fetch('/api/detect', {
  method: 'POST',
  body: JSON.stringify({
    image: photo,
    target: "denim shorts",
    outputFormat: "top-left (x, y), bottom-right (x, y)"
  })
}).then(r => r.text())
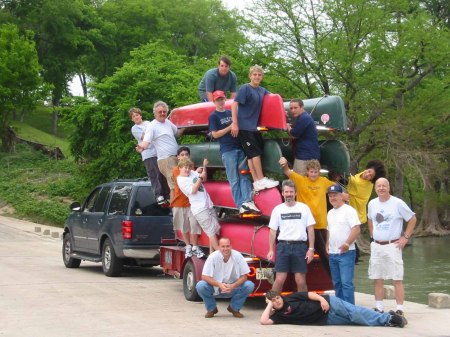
top-left (275, 242), bottom-right (308, 273)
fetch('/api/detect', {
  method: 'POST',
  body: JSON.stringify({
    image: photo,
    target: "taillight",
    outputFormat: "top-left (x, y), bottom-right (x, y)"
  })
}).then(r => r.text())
top-left (122, 220), bottom-right (133, 239)
top-left (247, 266), bottom-right (256, 278)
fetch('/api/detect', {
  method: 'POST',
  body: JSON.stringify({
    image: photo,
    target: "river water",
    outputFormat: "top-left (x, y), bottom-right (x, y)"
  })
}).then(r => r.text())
top-left (354, 236), bottom-right (450, 304)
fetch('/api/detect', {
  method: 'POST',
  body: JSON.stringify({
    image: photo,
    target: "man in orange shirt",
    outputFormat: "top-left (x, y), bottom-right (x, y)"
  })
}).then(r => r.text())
top-left (279, 157), bottom-right (335, 275)
top-left (171, 146), bottom-right (204, 258)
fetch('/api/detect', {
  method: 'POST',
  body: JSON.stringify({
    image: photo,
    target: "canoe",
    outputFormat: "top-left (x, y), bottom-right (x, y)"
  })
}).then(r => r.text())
top-left (188, 138), bottom-right (350, 176)
top-left (169, 94), bottom-right (287, 132)
top-left (284, 95), bottom-right (347, 131)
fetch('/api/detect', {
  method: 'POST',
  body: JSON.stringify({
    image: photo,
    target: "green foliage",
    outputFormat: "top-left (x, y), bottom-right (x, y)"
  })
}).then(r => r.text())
top-left (61, 41), bottom-right (206, 185)
top-left (0, 144), bottom-right (88, 226)
top-left (0, 23), bottom-right (42, 151)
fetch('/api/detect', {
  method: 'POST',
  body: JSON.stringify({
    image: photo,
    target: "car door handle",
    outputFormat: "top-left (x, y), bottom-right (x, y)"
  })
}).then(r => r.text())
top-left (97, 219), bottom-right (103, 225)
top-left (82, 218), bottom-right (88, 224)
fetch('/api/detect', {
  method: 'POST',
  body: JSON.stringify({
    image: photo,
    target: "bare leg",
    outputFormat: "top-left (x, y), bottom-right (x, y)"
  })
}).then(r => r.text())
top-left (393, 280), bottom-right (404, 305)
top-left (249, 156), bottom-right (264, 180)
top-left (247, 159), bottom-right (258, 182)
top-left (294, 273), bottom-right (308, 292)
top-left (272, 272), bottom-right (288, 292)
top-left (374, 279), bottom-right (385, 301)
top-left (190, 233), bottom-right (199, 246)
top-left (209, 235), bottom-right (219, 251)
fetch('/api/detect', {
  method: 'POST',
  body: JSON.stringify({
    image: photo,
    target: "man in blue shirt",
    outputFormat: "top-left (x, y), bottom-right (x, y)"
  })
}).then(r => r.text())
top-left (198, 55), bottom-right (237, 102)
top-left (288, 99), bottom-right (320, 175)
top-left (231, 65), bottom-right (279, 192)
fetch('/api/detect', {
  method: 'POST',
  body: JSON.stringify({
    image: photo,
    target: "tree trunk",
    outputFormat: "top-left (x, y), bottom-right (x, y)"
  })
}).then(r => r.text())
top-left (78, 73), bottom-right (88, 98)
top-left (393, 164), bottom-right (404, 198)
top-left (416, 176), bottom-right (449, 236)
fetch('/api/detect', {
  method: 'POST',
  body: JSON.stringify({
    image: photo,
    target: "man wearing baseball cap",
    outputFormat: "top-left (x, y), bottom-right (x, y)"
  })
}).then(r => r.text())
top-left (326, 183), bottom-right (361, 304)
top-left (208, 90), bottom-right (261, 215)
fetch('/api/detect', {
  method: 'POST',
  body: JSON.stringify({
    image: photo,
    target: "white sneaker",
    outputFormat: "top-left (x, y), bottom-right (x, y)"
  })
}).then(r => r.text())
top-left (192, 246), bottom-right (205, 258)
top-left (156, 196), bottom-right (166, 205)
top-left (185, 245), bottom-right (193, 258)
top-left (254, 177), bottom-right (279, 191)
top-left (241, 201), bottom-right (261, 214)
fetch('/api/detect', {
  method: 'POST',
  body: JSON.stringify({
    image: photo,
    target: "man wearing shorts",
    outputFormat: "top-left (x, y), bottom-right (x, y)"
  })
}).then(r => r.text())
top-left (171, 146), bottom-right (204, 258)
top-left (177, 157), bottom-right (220, 251)
top-left (368, 178), bottom-right (416, 316)
top-left (136, 101), bottom-right (183, 202)
top-left (231, 64), bottom-right (278, 192)
top-left (267, 180), bottom-right (315, 292)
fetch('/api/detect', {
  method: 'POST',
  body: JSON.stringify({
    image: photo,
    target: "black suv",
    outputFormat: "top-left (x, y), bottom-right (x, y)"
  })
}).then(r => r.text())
top-left (62, 179), bottom-right (174, 276)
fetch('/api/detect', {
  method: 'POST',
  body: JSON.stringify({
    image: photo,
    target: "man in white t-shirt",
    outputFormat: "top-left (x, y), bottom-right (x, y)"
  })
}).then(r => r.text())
top-left (326, 184), bottom-right (361, 304)
top-left (267, 180), bottom-right (316, 293)
top-left (196, 237), bottom-right (255, 318)
top-left (368, 178), bottom-right (416, 316)
top-left (129, 107), bottom-right (170, 204)
top-left (136, 101), bottom-right (184, 202)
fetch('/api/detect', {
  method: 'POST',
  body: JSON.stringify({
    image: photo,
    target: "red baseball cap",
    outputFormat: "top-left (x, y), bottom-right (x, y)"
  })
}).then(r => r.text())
top-left (212, 90), bottom-right (226, 101)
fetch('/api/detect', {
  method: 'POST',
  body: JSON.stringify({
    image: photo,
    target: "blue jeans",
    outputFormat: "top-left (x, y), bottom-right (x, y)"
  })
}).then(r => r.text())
top-left (196, 280), bottom-right (255, 312)
top-left (327, 296), bottom-right (390, 326)
top-left (329, 250), bottom-right (356, 304)
top-left (222, 149), bottom-right (252, 208)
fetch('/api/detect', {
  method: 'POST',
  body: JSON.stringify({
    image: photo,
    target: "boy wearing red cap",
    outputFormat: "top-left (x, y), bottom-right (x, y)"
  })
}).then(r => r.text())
top-left (208, 90), bottom-right (261, 215)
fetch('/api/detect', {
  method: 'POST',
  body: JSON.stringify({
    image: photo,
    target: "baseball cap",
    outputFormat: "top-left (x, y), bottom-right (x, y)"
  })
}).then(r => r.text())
top-left (327, 184), bottom-right (343, 193)
top-left (212, 90), bottom-right (226, 101)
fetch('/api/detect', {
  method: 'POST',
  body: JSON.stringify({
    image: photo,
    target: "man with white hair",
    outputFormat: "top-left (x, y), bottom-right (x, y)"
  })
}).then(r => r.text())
top-left (368, 178), bottom-right (416, 316)
top-left (136, 101), bottom-right (183, 202)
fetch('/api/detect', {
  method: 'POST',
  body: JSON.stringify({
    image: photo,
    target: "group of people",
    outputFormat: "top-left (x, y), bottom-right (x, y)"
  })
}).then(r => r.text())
top-left (129, 56), bottom-right (416, 328)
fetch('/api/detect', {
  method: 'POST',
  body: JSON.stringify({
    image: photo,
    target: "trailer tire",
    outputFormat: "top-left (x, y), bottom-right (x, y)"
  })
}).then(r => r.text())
top-left (183, 260), bottom-right (201, 302)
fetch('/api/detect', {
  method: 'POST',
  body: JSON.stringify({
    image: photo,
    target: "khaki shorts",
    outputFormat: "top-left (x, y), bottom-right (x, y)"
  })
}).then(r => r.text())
top-left (172, 207), bottom-right (201, 235)
top-left (368, 241), bottom-right (404, 280)
top-left (195, 208), bottom-right (221, 237)
top-left (293, 159), bottom-right (308, 176)
top-left (157, 156), bottom-right (178, 190)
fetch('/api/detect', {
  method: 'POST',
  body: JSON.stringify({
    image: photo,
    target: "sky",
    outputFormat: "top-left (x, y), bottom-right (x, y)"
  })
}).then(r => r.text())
top-left (69, 0), bottom-right (250, 96)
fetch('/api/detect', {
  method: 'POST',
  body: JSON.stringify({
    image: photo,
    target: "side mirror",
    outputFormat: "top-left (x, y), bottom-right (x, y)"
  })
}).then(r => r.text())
top-left (70, 202), bottom-right (81, 211)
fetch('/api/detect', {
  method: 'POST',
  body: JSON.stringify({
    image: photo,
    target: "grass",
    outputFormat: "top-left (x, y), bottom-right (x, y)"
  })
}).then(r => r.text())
top-left (0, 144), bottom-right (88, 227)
top-left (0, 105), bottom-right (85, 226)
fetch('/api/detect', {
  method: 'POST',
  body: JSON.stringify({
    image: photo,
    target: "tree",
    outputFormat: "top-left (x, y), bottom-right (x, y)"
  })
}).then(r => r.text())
top-left (2, 0), bottom-right (100, 134)
top-left (243, 0), bottom-right (449, 234)
top-left (0, 24), bottom-right (42, 152)
top-left (62, 41), bottom-right (203, 185)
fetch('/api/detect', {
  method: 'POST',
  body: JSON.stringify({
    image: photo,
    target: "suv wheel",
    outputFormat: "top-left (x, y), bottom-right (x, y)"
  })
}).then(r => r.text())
top-left (62, 233), bottom-right (81, 268)
top-left (102, 238), bottom-right (123, 277)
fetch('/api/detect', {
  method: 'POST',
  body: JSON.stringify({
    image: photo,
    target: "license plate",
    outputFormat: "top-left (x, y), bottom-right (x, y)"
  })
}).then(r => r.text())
top-left (256, 268), bottom-right (272, 280)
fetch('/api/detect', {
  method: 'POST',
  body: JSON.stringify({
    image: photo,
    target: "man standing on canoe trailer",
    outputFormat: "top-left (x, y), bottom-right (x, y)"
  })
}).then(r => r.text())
top-left (287, 99), bottom-right (320, 176)
top-left (129, 107), bottom-right (170, 205)
top-left (231, 64), bottom-right (279, 192)
top-left (208, 90), bottom-right (261, 215)
top-left (136, 101), bottom-right (184, 203)
top-left (198, 55), bottom-right (238, 102)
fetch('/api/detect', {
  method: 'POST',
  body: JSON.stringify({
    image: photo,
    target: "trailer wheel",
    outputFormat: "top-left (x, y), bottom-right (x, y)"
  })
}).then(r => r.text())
top-left (183, 260), bottom-right (201, 301)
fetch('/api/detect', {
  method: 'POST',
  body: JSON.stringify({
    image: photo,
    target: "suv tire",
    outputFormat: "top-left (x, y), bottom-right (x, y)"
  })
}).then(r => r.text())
top-left (62, 233), bottom-right (81, 268)
top-left (102, 238), bottom-right (123, 277)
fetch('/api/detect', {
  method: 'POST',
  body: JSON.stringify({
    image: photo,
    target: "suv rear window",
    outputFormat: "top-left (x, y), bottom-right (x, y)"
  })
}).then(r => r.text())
top-left (131, 186), bottom-right (171, 216)
top-left (108, 185), bottom-right (132, 215)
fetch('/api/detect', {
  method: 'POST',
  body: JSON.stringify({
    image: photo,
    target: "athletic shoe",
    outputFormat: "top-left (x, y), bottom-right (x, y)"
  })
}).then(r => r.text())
top-left (387, 312), bottom-right (407, 328)
top-left (240, 201), bottom-right (262, 214)
top-left (373, 307), bottom-right (384, 313)
top-left (156, 196), bottom-right (166, 205)
top-left (390, 310), bottom-right (408, 325)
top-left (253, 177), bottom-right (279, 192)
top-left (185, 245), bottom-right (193, 258)
top-left (192, 246), bottom-right (205, 258)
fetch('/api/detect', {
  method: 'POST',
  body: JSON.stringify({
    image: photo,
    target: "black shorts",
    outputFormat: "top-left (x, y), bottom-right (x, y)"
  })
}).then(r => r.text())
top-left (238, 130), bottom-right (264, 159)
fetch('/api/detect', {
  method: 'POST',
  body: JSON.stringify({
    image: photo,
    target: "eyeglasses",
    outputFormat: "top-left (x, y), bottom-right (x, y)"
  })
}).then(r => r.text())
top-left (156, 110), bottom-right (167, 114)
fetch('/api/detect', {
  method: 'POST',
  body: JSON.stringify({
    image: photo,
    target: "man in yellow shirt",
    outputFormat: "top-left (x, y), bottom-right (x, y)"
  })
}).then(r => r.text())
top-left (279, 157), bottom-right (335, 275)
